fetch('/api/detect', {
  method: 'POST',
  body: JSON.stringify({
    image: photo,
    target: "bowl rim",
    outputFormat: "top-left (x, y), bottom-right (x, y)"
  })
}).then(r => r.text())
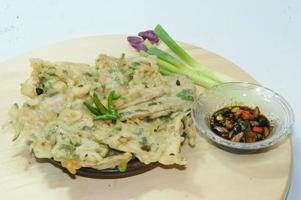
top-left (192, 82), bottom-right (295, 150)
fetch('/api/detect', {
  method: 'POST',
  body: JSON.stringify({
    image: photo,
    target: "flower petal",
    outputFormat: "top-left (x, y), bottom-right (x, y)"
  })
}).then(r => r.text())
top-left (138, 30), bottom-right (159, 44)
top-left (127, 36), bottom-right (148, 51)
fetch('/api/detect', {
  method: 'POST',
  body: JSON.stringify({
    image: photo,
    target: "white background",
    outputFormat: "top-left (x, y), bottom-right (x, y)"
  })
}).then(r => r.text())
top-left (0, 0), bottom-right (300, 199)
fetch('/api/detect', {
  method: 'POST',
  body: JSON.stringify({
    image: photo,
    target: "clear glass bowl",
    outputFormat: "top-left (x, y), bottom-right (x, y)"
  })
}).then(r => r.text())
top-left (192, 82), bottom-right (294, 153)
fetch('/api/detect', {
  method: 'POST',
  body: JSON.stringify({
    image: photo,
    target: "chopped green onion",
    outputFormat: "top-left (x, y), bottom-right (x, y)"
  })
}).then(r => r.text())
top-left (118, 162), bottom-right (128, 172)
top-left (92, 93), bottom-right (107, 114)
top-left (83, 102), bottom-right (101, 115)
top-left (176, 89), bottom-right (195, 102)
top-left (112, 92), bottom-right (121, 100)
top-left (84, 91), bottom-right (120, 122)
top-left (107, 91), bottom-right (120, 118)
top-left (95, 114), bottom-right (118, 121)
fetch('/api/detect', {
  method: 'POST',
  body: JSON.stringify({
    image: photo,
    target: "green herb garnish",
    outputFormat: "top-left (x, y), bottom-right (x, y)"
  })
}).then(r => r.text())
top-left (140, 137), bottom-right (148, 145)
top-left (119, 111), bottom-right (132, 117)
top-left (83, 72), bottom-right (93, 77)
top-left (176, 89), bottom-right (194, 101)
top-left (115, 127), bottom-right (122, 131)
top-left (81, 125), bottom-right (92, 131)
top-left (118, 162), bottom-right (128, 172)
top-left (92, 93), bottom-right (107, 114)
top-left (83, 91), bottom-right (120, 122)
top-left (131, 62), bottom-right (140, 68)
top-left (133, 128), bottom-right (144, 136)
top-left (135, 109), bottom-right (150, 112)
top-left (148, 102), bottom-right (161, 106)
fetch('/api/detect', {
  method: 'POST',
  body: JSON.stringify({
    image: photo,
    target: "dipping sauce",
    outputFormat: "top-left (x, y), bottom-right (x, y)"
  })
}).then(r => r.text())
top-left (210, 106), bottom-right (271, 143)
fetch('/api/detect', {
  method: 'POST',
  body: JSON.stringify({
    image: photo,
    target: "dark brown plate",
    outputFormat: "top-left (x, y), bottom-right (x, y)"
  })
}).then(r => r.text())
top-left (48, 158), bottom-right (159, 178)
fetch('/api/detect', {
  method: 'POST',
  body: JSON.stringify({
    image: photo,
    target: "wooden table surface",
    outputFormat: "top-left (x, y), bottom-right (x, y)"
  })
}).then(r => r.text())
top-left (0, 36), bottom-right (292, 200)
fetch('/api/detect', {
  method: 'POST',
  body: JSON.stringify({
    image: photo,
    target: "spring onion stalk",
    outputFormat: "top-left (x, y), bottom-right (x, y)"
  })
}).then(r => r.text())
top-left (156, 58), bottom-right (218, 88)
top-left (144, 40), bottom-right (220, 87)
top-left (159, 67), bottom-right (174, 76)
top-left (148, 47), bottom-right (186, 70)
top-left (156, 58), bottom-right (180, 74)
top-left (143, 39), bottom-right (153, 49)
top-left (148, 47), bottom-right (206, 74)
top-left (154, 25), bottom-right (235, 82)
top-left (139, 50), bottom-right (149, 57)
top-left (142, 39), bottom-right (219, 87)
top-left (145, 38), bottom-right (221, 80)
top-left (139, 49), bottom-right (174, 75)
top-left (139, 50), bottom-right (178, 75)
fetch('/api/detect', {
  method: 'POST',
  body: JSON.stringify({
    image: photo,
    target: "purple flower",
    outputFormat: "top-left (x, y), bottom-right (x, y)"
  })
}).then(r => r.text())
top-left (138, 30), bottom-right (159, 44)
top-left (127, 36), bottom-right (148, 51)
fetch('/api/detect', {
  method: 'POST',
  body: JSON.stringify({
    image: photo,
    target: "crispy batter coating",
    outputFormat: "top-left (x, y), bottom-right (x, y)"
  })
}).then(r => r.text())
top-left (9, 54), bottom-right (197, 174)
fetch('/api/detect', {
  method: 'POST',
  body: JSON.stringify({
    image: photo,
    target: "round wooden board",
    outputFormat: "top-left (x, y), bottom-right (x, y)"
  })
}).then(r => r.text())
top-left (0, 36), bottom-right (292, 200)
